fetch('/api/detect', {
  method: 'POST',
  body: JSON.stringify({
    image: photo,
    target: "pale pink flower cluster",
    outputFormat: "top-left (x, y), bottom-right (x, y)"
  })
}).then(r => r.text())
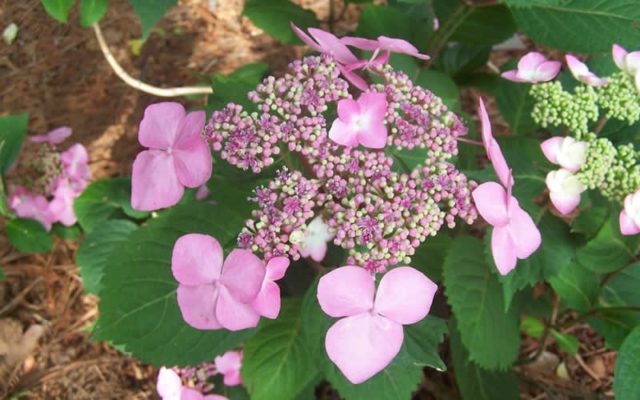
top-left (7, 127), bottom-right (90, 230)
top-left (157, 350), bottom-right (242, 400)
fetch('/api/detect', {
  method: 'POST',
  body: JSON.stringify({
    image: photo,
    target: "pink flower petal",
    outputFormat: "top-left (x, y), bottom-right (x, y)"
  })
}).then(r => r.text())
top-left (620, 210), bottom-right (640, 235)
top-left (374, 267), bottom-right (437, 325)
top-left (341, 36), bottom-right (380, 51)
top-left (488, 140), bottom-right (512, 188)
top-left (176, 284), bottom-right (222, 330)
top-left (501, 70), bottom-right (526, 82)
top-left (308, 28), bottom-right (358, 65)
top-left (358, 92), bottom-right (388, 122)
top-left (215, 286), bottom-right (261, 331)
top-left (613, 44), bottom-right (628, 71)
top-left (172, 111), bottom-right (212, 188)
top-left (541, 137), bottom-right (563, 164)
top-left (508, 205), bottom-right (542, 259)
top-left (317, 266), bottom-right (375, 317)
top-left (472, 182), bottom-right (509, 227)
top-left (357, 122), bottom-right (388, 149)
top-left (251, 280), bottom-right (281, 319)
top-left (131, 149), bottom-right (184, 211)
top-left (535, 60), bottom-right (562, 82)
top-left (325, 313), bottom-right (403, 384)
top-left (518, 52), bottom-right (547, 72)
top-left (181, 387), bottom-right (206, 400)
top-left (49, 180), bottom-right (77, 226)
top-left (328, 119), bottom-right (359, 147)
top-left (157, 367), bottom-right (182, 400)
top-left (61, 143), bottom-right (91, 184)
top-left (220, 249), bottom-right (265, 303)
top-left (378, 36), bottom-right (429, 60)
top-left (215, 351), bottom-right (242, 386)
top-left (337, 64), bottom-right (370, 91)
top-left (491, 226), bottom-right (518, 275)
top-left (337, 98), bottom-right (360, 123)
top-left (305, 241), bottom-right (328, 262)
top-left (171, 234), bottom-right (223, 285)
top-left (266, 257), bottom-right (290, 281)
top-left (550, 190), bottom-right (581, 215)
top-left (290, 23), bottom-right (322, 52)
top-left (204, 395), bottom-right (229, 400)
top-left (138, 102), bottom-right (186, 149)
top-left (626, 52), bottom-right (640, 75)
top-left (30, 126), bottom-right (72, 145)
top-left (478, 97), bottom-right (492, 150)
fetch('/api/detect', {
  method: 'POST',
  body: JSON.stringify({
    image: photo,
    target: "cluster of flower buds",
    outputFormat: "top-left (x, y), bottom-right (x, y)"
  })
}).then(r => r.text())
top-left (7, 127), bottom-right (90, 230)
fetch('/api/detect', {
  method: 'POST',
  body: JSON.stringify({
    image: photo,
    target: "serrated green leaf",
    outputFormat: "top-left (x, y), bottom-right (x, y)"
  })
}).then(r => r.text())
top-left (80, 0), bottom-right (108, 27)
top-left (6, 218), bottom-right (53, 253)
top-left (551, 330), bottom-right (579, 354)
top-left (577, 213), bottom-right (639, 273)
top-left (355, 4), bottom-right (430, 48)
top-left (494, 79), bottom-right (537, 136)
top-left (549, 261), bottom-right (599, 312)
top-left (450, 320), bottom-right (520, 400)
top-left (443, 235), bottom-right (520, 369)
top-left (76, 219), bottom-right (138, 295)
top-left (242, 300), bottom-right (316, 400)
top-left (404, 316), bottom-right (448, 371)
top-left (614, 326), bottom-right (640, 399)
top-left (243, 0), bottom-right (318, 44)
top-left (507, 1), bottom-right (640, 52)
top-left (73, 177), bottom-right (147, 233)
top-left (40, 0), bottom-right (75, 23)
top-left (129, 0), bottom-right (176, 39)
top-left (435, 43), bottom-right (491, 78)
top-left (0, 113), bottom-right (28, 175)
top-left (94, 178), bottom-right (256, 365)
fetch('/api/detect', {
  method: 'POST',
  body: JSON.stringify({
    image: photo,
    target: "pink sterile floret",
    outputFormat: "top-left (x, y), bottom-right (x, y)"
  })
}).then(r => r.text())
top-left (157, 367), bottom-right (228, 400)
top-left (328, 92), bottom-right (388, 149)
top-left (501, 52), bottom-right (561, 83)
top-left (251, 257), bottom-right (290, 319)
top-left (172, 233), bottom-right (266, 331)
top-left (317, 266), bottom-right (437, 384)
top-left (214, 351), bottom-right (243, 386)
top-left (7, 186), bottom-right (56, 230)
top-left (131, 102), bottom-right (212, 211)
top-left (619, 190), bottom-right (640, 236)
top-left (29, 126), bottom-right (72, 146)
top-left (565, 55), bottom-right (607, 87)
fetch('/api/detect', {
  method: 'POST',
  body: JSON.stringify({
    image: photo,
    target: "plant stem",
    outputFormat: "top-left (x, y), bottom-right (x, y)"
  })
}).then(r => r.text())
top-left (457, 137), bottom-right (483, 146)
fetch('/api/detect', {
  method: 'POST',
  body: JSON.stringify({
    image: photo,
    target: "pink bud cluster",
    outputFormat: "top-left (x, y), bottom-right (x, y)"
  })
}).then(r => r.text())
top-left (239, 168), bottom-right (326, 260)
top-left (7, 130), bottom-right (90, 230)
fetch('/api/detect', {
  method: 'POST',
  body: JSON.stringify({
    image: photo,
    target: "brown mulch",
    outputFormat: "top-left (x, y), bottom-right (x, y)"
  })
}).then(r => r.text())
top-left (0, 0), bottom-right (615, 399)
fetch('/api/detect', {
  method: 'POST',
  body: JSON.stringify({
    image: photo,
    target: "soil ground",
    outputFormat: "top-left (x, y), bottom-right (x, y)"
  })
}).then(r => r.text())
top-left (0, 1), bottom-right (615, 399)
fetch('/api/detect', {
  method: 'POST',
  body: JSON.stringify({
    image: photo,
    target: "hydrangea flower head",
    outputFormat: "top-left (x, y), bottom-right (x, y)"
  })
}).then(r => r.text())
top-left (541, 136), bottom-right (588, 173)
top-left (620, 190), bottom-right (640, 235)
top-left (328, 92), bottom-right (388, 148)
top-left (214, 351), bottom-right (243, 386)
top-left (501, 52), bottom-right (561, 83)
top-left (565, 55), bottom-right (607, 86)
top-left (131, 102), bottom-right (212, 211)
top-left (172, 233), bottom-right (265, 331)
top-left (317, 266), bottom-right (437, 383)
top-left (29, 126), bottom-right (72, 146)
top-left (545, 168), bottom-right (586, 215)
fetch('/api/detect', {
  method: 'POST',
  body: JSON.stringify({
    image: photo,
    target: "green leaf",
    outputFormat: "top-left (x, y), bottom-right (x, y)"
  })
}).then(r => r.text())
top-left (243, 0), bottom-right (318, 44)
top-left (40, 0), bottom-right (75, 23)
top-left (435, 43), bottom-right (491, 78)
top-left (432, 0), bottom-right (516, 47)
top-left (128, 0), bottom-right (177, 40)
top-left (6, 218), bottom-right (53, 253)
top-left (507, 1), bottom-right (640, 52)
top-left (242, 300), bottom-right (316, 400)
top-left (520, 317), bottom-right (544, 338)
top-left (551, 330), bottom-right (579, 354)
top-left (450, 320), bottom-right (520, 400)
top-left (94, 180), bottom-right (256, 365)
top-left (355, 4), bottom-right (431, 48)
top-left (410, 233), bottom-right (452, 282)
top-left (76, 219), bottom-right (138, 295)
top-left (207, 63), bottom-right (269, 112)
top-left (549, 261), bottom-right (599, 312)
top-left (80, 0), bottom-right (108, 27)
top-left (0, 267), bottom-right (5, 281)
top-left (614, 326), bottom-right (640, 399)
top-left (74, 177), bottom-right (147, 233)
top-left (404, 316), bottom-right (448, 371)
top-left (494, 79), bottom-right (537, 136)
top-left (443, 235), bottom-right (520, 369)
top-left (52, 224), bottom-right (82, 240)
top-left (0, 113), bottom-right (28, 175)
top-left (570, 195), bottom-right (609, 239)
top-left (577, 213), bottom-right (639, 273)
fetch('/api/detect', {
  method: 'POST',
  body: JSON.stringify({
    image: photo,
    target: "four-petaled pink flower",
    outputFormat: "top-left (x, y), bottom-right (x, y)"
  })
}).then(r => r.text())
top-left (296, 216), bottom-right (334, 262)
top-left (565, 55), bottom-right (607, 87)
top-left (157, 367), bottom-right (227, 400)
top-left (131, 102), bottom-right (212, 211)
top-left (329, 92), bottom-right (388, 149)
top-left (7, 186), bottom-right (55, 230)
top-left (473, 98), bottom-right (541, 275)
top-left (214, 351), bottom-right (243, 386)
top-left (620, 190), bottom-right (640, 236)
top-left (172, 233), bottom-right (265, 331)
top-left (49, 180), bottom-right (78, 226)
top-left (317, 266), bottom-right (437, 384)
top-left (540, 136), bottom-right (588, 173)
top-left (251, 257), bottom-right (290, 319)
top-left (29, 126), bottom-right (72, 146)
top-left (501, 52), bottom-right (561, 83)
top-left (612, 44), bottom-right (640, 90)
